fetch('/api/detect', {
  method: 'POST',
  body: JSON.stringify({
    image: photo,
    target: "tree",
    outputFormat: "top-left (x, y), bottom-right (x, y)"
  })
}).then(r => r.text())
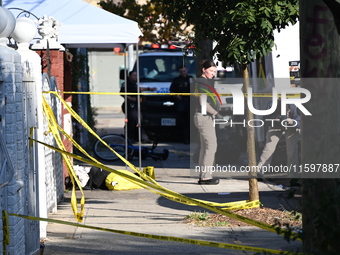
top-left (160, 0), bottom-right (299, 201)
top-left (300, 0), bottom-right (340, 253)
top-left (99, 0), bottom-right (192, 43)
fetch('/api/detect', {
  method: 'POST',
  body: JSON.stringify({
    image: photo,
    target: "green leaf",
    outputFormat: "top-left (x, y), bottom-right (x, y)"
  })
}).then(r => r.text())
top-left (156, 0), bottom-right (299, 65)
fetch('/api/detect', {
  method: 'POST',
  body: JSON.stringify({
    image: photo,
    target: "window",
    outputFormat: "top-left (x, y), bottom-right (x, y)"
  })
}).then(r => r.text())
top-left (138, 55), bottom-right (195, 82)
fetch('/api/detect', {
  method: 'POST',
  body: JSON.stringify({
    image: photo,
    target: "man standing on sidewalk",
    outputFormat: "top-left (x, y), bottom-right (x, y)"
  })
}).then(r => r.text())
top-left (170, 66), bottom-right (192, 144)
top-left (257, 98), bottom-right (301, 178)
top-left (120, 71), bottom-right (156, 143)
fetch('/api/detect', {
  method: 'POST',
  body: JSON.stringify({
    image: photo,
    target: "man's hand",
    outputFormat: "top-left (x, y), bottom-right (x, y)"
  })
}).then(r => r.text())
top-left (286, 118), bottom-right (294, 124)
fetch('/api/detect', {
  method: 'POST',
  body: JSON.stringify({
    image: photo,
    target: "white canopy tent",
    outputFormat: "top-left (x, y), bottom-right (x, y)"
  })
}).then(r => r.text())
top-left (3, 0), bottom-right (142, 48)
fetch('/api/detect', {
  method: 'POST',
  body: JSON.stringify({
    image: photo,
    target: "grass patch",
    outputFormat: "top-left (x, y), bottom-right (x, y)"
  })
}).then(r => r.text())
top-left (185, 211), bottom-right (209, 221)
top-left (184, 211), bottom-right (231, 227)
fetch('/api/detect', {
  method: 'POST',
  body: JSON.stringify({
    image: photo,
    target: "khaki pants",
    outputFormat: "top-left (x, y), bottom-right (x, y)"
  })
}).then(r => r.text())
top-left (258, 127), bottom-right (300, 172)
top-left (194, 113), bottom-right (217, 180)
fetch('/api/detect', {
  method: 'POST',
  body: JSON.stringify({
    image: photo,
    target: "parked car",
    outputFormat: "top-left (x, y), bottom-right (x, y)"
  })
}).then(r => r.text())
top-left (133, 50), bottom-right (196, 140)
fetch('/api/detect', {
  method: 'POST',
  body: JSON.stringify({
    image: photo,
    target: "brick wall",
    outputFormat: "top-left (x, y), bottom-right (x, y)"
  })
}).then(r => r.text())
top-left (35, 49), bottom-right (72, 182)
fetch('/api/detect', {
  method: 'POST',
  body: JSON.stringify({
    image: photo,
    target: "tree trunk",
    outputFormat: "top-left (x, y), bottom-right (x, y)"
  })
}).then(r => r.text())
top-left (242, 64), bottom-right (259, 201)
top-left (300, 0), bottom-right (340, 253)
top-left (195, 40), bottom-right (213, 74)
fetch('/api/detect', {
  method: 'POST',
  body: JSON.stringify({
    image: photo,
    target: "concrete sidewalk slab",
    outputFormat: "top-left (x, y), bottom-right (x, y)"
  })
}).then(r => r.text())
top-left (43, 175), bottom-right (302, 255)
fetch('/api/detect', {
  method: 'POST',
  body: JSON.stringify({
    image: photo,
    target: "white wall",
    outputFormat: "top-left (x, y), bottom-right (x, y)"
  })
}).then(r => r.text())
top-left (0, 42), bottom-right (64, 254)
top-left (88, 50), bottom-right (126, 109)
top-left (0, 42), bottom-right (41, 255)
top-left (272, 22), bottom-right (300, 79)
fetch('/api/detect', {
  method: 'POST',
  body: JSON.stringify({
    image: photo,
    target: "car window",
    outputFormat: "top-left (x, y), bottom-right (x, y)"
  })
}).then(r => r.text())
top-left (138, 55), bottom-right (196, 82)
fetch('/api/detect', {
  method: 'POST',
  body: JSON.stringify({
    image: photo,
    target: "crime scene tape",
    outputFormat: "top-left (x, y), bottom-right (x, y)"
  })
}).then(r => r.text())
top-left (41, 94), bottom-right (247, 206)
top-left (42, 96), bottom-right (159, 223)
top-left (161, 194), bottom-right (261, 210)
top-left (48, 105), bottom-right (256, 211)
top-left (42, 94), bottom-right (158, 186)
top-left (42, 96), bottom-right (85, 222)
top-left (2, 210), bottom-right (10, 254)
top-left (43, 93), bottom-right (175, 224)
top-left (45, 91), bottom-right (302, 98)
top-left (40, 91), bottom-right (302, 241)
top-left (31, 137), bottom-right (302, 243)
top-left (4, 211), bottom-right (303, 254)
top-left (42, 92), bottom-right (261, 210)
top-left (40, 92), bottom-right (299, 239)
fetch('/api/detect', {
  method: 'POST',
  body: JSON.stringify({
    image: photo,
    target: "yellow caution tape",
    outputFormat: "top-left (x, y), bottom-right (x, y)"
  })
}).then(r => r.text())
top-left (30, 138), bottom-right (302, 242)
top-left (40, 91), bottom-right (302, 242)
top-left (143, 166), bottom-right (155, 179)
top-left (45, 92), bottom-right (158, 186)
top-left (7, 212), bottom-right (303, 254)
top-left (43, 91), bottom-right (252, 208)
top-left (43, 92), bottom-right (180, 224)
top-left (160, 194), bottom-right (259, 209)
top-left (42, 97), bottom-right (159, 223)
top-left (42, 97), bottom-right (85, 222)
top-left (42, 94), bottom-right (178, 215)
top-left (42, 103), bottom-right (174, 203)
top-left (29, 127), bottom-right (34, 148)
top-left (222, 200), bottom-right (261, 211)
top-left (2, 210), bottom-right (10, 254)
top-left (43, 92), bottom-right (260, 212)
top-left (43, 91), bottom-right (301, 97)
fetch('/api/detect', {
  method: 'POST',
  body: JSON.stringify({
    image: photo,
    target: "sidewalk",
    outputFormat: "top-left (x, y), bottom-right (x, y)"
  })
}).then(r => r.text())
top-left (43, 108), bottom-right (302, 255)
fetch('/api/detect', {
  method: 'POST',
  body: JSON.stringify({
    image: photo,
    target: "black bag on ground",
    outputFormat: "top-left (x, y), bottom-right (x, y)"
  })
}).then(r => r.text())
top-left (86, 166), bottom-right (110, 190)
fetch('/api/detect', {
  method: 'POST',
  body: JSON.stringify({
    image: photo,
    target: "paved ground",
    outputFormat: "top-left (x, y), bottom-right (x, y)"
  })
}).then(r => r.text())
top-left (42, 107), bottom-right (302, 255)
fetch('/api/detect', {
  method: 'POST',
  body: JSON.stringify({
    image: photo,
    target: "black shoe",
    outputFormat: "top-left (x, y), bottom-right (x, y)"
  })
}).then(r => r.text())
top-left (198, 178), bottom-right (220, 185)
